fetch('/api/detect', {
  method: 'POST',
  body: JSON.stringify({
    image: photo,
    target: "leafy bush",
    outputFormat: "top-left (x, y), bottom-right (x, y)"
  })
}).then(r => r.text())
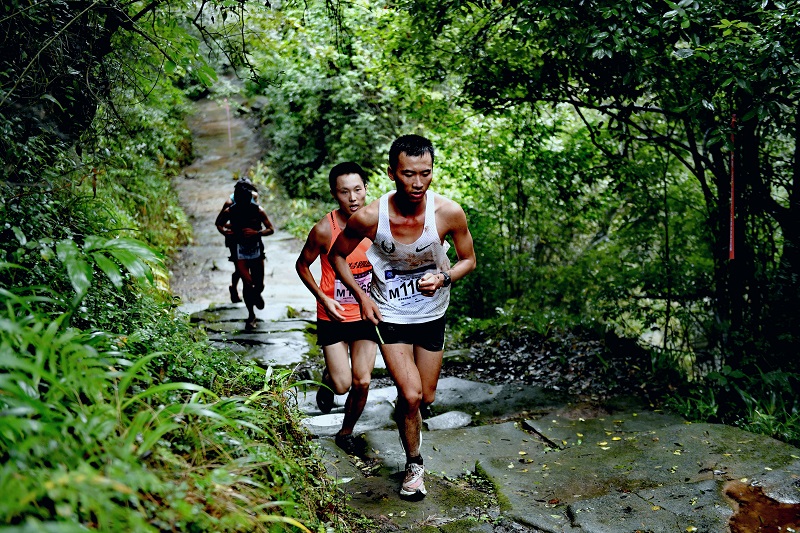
top-left (667, 366), bottom-right (800, 447)
top-left (0, 288), bottom-right (340, 531)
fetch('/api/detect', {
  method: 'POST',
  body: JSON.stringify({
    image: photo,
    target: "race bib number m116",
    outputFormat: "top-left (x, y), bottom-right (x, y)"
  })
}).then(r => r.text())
top-left (384, 264), bottom-right (436, 307)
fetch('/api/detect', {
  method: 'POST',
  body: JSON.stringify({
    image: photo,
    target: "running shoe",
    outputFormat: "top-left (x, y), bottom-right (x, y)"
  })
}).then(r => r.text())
top-left (399, 462), bottom-right (426, 499)
top-left (255, 293), bottom-right (265, 310)
top-left (316, 371), bottom-right (334, 414)
top-left (334, 432), bottom-right (366, 457)
top-left (229, 285), bottom-right (241, 303)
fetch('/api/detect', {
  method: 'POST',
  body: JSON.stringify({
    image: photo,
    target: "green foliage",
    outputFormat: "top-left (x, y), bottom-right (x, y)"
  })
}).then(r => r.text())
top-left (668, 366), bottom-right (800, 447)
top-left (0, 289), bottom-right (339, 531)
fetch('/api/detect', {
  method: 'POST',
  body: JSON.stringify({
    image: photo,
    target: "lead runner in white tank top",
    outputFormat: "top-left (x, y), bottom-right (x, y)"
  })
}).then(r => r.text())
top-left (366, 190), bottom-right (451, 324)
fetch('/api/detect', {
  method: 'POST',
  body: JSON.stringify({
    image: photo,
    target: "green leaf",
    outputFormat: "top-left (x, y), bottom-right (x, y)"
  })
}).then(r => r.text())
top-left (165, 59), bottom-right (177, 74)
top-left (56, 239), bottom-right (92, 297)
top-left (11, 226), bottom-right (26, 245)
top-left (103, 238), bottom-right (162, 264)
top-left (196, 65), bottom-right (218, 87)
top-left (92, 252), bottom-right (124, 288)
top-left (121, 382), bottom-right (212, 410)
top-left (107, 249), bottom-right (153, 284)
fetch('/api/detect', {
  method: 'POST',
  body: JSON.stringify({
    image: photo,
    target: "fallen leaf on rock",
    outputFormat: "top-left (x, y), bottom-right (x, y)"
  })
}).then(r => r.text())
top-left (548, 498), bottom-right (560, 505)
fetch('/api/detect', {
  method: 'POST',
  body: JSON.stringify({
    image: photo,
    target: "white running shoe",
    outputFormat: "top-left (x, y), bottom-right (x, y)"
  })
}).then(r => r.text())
top-left (399, 463), bottom-right (426, 499)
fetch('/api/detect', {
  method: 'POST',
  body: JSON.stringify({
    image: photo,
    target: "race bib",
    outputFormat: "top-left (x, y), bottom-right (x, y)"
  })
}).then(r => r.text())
top-left (334, 269), bottom-right (372, 305)
top-left (384, 265), bottom-right (436, 307)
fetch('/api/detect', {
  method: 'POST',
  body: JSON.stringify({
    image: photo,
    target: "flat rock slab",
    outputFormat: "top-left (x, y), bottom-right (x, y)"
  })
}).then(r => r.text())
top-left (208, 329), bottom-right (309, 366)
top-left (190, 304), bottom-right (309, 325)
top-left (313, 403), bottom-right (800, 532)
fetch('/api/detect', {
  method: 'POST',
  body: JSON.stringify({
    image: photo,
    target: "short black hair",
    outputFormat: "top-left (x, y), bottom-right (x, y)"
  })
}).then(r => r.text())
top-left (389, 134), bottom-right (435, 170)
top-left (234, 177), bottom-right (257, 192)
top-left (328, 162), bottom-right (368, 191)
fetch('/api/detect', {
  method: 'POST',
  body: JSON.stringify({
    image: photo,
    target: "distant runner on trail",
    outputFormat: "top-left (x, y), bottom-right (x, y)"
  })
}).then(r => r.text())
top-left (295, 162), bottom-right (378, 456)
top-left (216, 177), bottom-right (259, 304)
top-left (215, 179), bottom-right (274, 330)
top-left (331, 135), bottom-right (476, 500)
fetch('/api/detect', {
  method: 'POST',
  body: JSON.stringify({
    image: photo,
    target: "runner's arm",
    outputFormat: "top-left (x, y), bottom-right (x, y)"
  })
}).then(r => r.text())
top-left (215, 206), bottom-right (233, 236)
top-left (259, 208), bottom-right (275, 237)
top-left (330, 210), bottom-right (382, 324)
top-left (418, 201), bottom-right (476, 294)
top-left (444, 203), bottom-right (476, 284)
top-left (295, 220), bottom-right (346, 321)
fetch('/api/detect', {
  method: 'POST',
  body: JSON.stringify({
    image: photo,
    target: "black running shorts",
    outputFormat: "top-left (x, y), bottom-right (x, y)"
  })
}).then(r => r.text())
top-left (376, 316), bottom-right (446, 352)
top-left (316, 319), bottom-right (379, 347)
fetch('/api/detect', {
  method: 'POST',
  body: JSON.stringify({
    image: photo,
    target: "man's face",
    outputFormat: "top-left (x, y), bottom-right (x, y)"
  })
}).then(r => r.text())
top-left (332, 173), bottom-right (367, 215)
top-left (389, 152), bottom-right (433, 204)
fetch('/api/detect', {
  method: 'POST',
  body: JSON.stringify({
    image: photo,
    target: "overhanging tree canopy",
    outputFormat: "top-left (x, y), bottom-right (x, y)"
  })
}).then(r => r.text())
top-left (398, 0), bottom-right (800, 367)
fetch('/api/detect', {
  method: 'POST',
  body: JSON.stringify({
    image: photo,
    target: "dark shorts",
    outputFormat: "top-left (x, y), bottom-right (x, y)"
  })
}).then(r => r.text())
top-left (377, 316), bottom-right (447, 352)
top-left (316, 319), bottom-right (379, 347)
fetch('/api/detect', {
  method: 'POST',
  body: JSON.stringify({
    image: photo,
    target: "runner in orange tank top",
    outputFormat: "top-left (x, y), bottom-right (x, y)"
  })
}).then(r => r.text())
top-left (295, 162), bottom-right (378, 456)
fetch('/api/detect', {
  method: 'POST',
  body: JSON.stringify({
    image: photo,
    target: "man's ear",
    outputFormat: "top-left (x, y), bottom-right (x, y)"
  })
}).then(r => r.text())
top-left (387, 166), bottom-right (395, 181)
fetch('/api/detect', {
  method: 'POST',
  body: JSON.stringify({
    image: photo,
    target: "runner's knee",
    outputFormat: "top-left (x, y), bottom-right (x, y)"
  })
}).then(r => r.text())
top-left (422, 390), bottom-right (436, 406)
top-left (351, 374), bottom-right (370, 392)
top-left (329, 373), bottom-right (352, 395)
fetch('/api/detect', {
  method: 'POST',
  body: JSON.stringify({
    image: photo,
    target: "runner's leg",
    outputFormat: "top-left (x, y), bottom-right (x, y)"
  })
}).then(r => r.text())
top-left (323, 341), bottom-right (353, 395)
top-left (340, 339), bottom-right (377, 435)
top-left (414, 346), bottom-right (444, 408)
top-left (381, 342), bottom-right (423, 459)
top-left (235, 259), bottom-right (256, 322)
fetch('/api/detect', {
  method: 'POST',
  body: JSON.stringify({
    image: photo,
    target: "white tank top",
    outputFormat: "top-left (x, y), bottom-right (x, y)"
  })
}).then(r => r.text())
top-left (366, 191), bottom-right (451, 324)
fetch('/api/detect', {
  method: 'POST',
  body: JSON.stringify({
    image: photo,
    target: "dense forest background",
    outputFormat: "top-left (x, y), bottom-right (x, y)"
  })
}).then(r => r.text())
top-left (1, 0), bottom-right (798, 529)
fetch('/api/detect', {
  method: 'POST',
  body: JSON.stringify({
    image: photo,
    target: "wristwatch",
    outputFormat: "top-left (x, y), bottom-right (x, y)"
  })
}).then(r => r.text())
top-left (441, 271), bottom-right (452, 287)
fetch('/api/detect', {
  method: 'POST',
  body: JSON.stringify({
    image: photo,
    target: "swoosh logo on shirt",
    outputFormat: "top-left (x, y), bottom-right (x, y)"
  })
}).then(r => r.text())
top-left (415, 243), bottom-right (432, 252)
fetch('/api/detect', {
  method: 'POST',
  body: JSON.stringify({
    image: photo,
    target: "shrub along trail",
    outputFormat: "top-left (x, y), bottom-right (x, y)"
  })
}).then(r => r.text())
top-left (175, 87), bottom-right (800, 533)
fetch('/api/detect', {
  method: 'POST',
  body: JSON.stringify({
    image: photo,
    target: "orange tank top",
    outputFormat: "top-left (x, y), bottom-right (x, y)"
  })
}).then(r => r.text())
top-left (317, 210), bottom-right (373, 322)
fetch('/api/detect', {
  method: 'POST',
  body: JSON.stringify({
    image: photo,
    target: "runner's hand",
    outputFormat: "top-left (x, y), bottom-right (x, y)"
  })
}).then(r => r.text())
top-left (417, 272), bottom-right (440, 297)
top-left (321, 297), bottom-right (346, 322)
top-left (360, 298), bottom-right (383, 325)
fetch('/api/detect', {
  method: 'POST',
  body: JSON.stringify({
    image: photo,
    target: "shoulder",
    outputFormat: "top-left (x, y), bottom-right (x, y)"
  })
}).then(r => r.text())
top-left (433, 192), bottom-right (468, 232)
top-left (340, 200), bottom-right (379, 240)
top-left (433, 192), bottom-right (465, 218)
top-left (309, 213), bottom-right (333, 244)
top-left (352, 199), bottom-right (380, 228)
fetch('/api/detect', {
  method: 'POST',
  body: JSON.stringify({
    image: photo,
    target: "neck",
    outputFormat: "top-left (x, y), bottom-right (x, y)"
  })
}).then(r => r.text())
top-left (335, 208), bottom-right (352, 223)
top-left (392, 191), bottom-right (426, 217)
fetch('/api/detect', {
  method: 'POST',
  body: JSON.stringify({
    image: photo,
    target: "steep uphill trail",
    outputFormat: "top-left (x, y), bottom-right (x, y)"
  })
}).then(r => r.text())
top-left (169, 91), bottom-right (316, 320)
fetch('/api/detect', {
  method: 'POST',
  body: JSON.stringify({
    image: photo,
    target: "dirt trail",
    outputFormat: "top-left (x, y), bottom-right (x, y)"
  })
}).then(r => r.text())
top-left (169, 93), bottom-right (315, 319)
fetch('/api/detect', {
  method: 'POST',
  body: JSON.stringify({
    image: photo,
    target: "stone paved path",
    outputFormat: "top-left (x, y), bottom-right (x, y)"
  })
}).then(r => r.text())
top-left (173, 88), bottom-right (800, 533)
